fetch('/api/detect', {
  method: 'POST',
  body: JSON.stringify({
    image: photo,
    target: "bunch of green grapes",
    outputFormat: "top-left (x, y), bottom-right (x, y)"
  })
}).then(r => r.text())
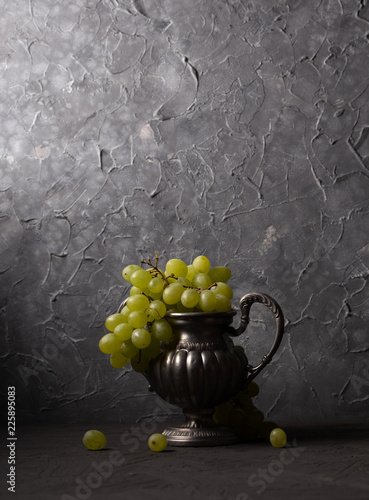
top-left (99, 253), bottom-right (233, 373)
top-left (213, 380), bottom-right (280, 443)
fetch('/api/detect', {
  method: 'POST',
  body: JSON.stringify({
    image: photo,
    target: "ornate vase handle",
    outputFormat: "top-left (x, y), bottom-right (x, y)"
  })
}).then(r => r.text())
top-left (230, 292), bottom-right (285, 385)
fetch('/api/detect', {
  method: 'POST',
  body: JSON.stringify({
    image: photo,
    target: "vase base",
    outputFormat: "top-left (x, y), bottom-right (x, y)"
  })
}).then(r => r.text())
top-left (162, 425), bottom-right (241, 447)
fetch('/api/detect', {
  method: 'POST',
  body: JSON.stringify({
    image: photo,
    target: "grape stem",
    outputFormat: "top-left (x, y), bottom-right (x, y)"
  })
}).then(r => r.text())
top-left (140, 254), bottom-right (175, 286)
top-left (139, 254), bottom-right (217, 292)
top-left (197, 283), bottom-right (217, 293)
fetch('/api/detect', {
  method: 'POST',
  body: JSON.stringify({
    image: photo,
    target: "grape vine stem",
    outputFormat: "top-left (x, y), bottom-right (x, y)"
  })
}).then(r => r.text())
top-left (140, 253), bottom-right (217, 293)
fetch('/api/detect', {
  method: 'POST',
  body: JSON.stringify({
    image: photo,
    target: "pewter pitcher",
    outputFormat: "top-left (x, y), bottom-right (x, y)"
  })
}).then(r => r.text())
top-left (146, 292), bottom-right (284, 446)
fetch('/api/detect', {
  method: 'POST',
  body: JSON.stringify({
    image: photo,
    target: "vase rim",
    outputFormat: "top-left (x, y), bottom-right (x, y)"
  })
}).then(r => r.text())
top-left (165, 309), bottom-right (237, 319)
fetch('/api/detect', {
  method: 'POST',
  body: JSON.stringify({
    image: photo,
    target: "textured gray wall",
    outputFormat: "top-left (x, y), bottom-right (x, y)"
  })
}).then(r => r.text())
top-left (1, 0), bottom-right (369, 425)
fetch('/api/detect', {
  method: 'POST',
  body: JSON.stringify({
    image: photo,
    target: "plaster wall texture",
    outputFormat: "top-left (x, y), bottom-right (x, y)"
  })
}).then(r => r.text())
top-left (1, 0), bottom-right (369, 424)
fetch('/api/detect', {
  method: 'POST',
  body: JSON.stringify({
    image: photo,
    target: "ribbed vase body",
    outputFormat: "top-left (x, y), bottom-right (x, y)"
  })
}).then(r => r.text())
top-left (148, 311), bottom-right (248, 413)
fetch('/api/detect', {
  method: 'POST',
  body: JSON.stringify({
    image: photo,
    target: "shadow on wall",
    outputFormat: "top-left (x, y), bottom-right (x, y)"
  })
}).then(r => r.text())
top-left (1, 0), bottom-right (369, 423)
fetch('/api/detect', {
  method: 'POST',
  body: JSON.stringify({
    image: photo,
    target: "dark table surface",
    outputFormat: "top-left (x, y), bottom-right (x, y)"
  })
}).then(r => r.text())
top-left (2, 419), bottom-right (369, 500)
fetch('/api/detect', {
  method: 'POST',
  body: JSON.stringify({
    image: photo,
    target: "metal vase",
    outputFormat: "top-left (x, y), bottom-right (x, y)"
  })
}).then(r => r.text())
top-left (146, 292), bottom-right (285, 446)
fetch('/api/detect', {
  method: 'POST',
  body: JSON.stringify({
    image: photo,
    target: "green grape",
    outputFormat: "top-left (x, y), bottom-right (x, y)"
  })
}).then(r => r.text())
top-left (246, 409), bottom-right (264, 428)
top-left (120, 339), bottom-right (139, 358)
top-left (192, 255), bottom-right (211, 274)
top-left (122, 265), bottom-right (142, 282)
top-left (130, 269), bottom-right (152, 288)
top-left (121, 305), bottom-right (131, 318)
top-left (147, 300), bottom-right (166, 321)
top-left (131, 328), bottom-right (151, 349)
top-left (147, 266), bottom-right (162, 277)
top-left (128, 311), bottom-right (148, 328)
top-left (198, 290), bottom-right (217, 312)
top-left (243, 401), bottom-right (258, 414)
top-left (141, 336), bottom-right (161, 359)
top-left (192, 273), bottom-right (212, 290)
top-left (208, 266), bottom-right (231, 283)
top-left (148, 433), bottom-right (167, 452)
top-left (212, 412), bottom-right (224, 426)
top-left (131, 350), bottom-right (151, 373)
top-left (105, 313), bottom-right (126, 331)
top-left (247, 381), bottom-right (260, 398)
top-left (130, 286), bottom-right (149, 296)
top-left (99, 333), bottom-right (123, 354)
top-left (147, 291), bottom-right (163, 301)
top-left (165, 258), bottom-right (188, 278)
top-left (83, 430), bottom-right (107, 450)
top-left (148, 277), bottom-right (164, 294)
top-left (175, 302), bottom-right (195, 312)
top-left (270, 428), bottom-right (287, 448)
top-left (234, 391), bottom-right (254, 408)
top-left (210, 282), bottom-right (233, 299)
top-left (228, 408), bottom-right (247, 428)
top-left (110, 350), bottom-right (130, 369)
top-left (213, 400), bottom-right (235, 425)
top-left (185, 264), bottom-right (195, 282)
top-left (113, 322), bottom-right (134, 341)
top-left (214, 294), bottom-right (232, 312)
top-left (127, 294), bottom-right (150, 312)
top-left (130, 337), bottom-right (160, 372)
top-left (258, 421), bottom-right (278, 440)
top-left (176, 277), bottom-right (192, 287)
top-left (181, 288), bottom-right (200, 308)
top-left (151, 319), bottom-right (172, 342)
top-left (162, 283), bottom-right (184, 305)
